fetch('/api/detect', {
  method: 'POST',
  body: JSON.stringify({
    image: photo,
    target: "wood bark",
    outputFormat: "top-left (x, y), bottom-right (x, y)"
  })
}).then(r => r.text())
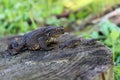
top-left (0, 34), bottom-right (112, 80)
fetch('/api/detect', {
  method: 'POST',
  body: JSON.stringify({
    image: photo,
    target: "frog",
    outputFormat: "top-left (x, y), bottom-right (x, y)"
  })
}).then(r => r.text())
top-left (7, 26), bottom-right (64, 55)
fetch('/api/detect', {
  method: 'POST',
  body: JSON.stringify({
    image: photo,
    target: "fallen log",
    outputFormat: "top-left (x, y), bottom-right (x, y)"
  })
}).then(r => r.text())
top-left (0, 34), bottom-right (112, 80)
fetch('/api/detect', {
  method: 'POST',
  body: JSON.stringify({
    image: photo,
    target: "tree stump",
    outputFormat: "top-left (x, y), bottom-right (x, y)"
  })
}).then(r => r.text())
top-left (0, 34), bottom-right (112, 80)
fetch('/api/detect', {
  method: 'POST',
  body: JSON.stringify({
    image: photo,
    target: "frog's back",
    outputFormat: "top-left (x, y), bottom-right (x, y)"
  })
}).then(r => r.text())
top-left (25, 27), bottom-right (46, 50)
top-left (25, 27), bottom-right (46, 38)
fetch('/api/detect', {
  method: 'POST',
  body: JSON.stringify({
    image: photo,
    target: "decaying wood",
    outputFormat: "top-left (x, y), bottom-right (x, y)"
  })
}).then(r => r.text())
top-left (79, 7), bottom-right (120, 30)
top-left (92, 8), bottom-right (120, 25)
top-left (0, 34), bottom-right (112, 80)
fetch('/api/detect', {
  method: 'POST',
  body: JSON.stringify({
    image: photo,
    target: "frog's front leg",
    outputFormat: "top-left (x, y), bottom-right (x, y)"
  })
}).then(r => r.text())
top-left (38, 37), bottom-right (53, 50)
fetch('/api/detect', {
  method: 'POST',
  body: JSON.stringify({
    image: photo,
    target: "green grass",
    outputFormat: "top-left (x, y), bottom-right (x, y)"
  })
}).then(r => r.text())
top-left (0, 0), bottom-right (65, 35)
top-left (0, 0), bottom-right (120, 35)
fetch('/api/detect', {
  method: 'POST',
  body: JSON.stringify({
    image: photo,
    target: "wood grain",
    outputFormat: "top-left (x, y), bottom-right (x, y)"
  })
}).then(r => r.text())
top-left (0, 34), bottom-right (112, 80)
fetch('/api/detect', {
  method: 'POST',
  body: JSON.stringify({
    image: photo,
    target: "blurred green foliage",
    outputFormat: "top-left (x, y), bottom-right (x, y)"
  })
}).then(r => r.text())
top-left (0, 0), bottom-right (120, 35)
top-left (0, 0), bottom-right (65, 35)
top-left (114, 66), bottom-right (120, 80)
top-left (0, 0), bottom-right (120, 80)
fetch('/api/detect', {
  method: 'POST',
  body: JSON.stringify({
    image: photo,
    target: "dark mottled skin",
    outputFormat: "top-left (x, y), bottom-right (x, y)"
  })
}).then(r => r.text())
top-left (7, 26), bottom-right (64, 55)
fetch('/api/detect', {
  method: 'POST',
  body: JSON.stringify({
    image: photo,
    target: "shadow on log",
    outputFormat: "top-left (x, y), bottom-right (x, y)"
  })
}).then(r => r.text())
top-left (0, 34), bottom-right (112, 80)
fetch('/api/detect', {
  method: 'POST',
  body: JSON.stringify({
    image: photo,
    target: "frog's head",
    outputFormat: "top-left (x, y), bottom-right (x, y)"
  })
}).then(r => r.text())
top-left (7, 38), bottom-right (20, 55)
top-left (45, 26), bottom-right (64, 38)
top-left (9, 38), bottom-right (19, 49)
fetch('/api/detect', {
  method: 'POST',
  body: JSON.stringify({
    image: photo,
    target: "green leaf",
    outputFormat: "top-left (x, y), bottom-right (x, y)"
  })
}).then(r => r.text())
top-left (69, 14), bottom-right (76, 22)
top-left (99, 22), bottom-right (109, 36)
top-left (110, 30), bottom-right (119, 41)
top-left (114, 66), bottom-right (120, 75)
top-left (116, 56), bottom-right (120, 65)
top-left (0, 14), bottom-right (5, 20)
top-left (99, 20), bottom-right (120, 37)
top-left (46, 16), bottom-right (60, 25)
top-left (90, 31), bottom-right (99, 39)
top-left (114, 45), bottom-right (120, 53)
top-left (104, 37), bottom-right (112, 46)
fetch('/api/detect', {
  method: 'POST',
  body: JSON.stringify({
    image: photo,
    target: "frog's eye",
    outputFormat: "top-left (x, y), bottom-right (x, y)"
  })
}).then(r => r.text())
top-left (11, 40), bottom-right (19, 48)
